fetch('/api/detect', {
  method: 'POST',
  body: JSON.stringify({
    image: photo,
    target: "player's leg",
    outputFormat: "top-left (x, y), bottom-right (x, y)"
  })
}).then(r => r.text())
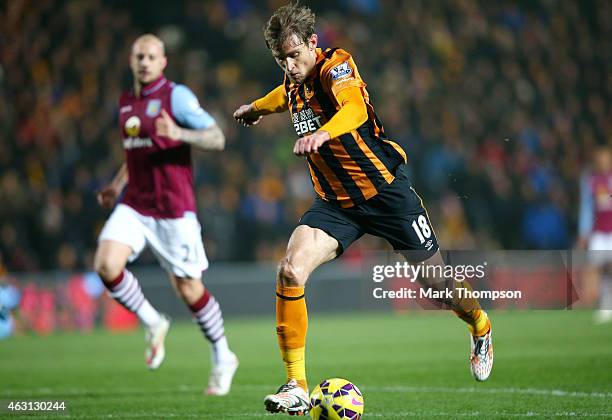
top-left (589, 234), bottom-right (612, 324)
top-left (412, 250), bottom-right (490, 336)
top-left (394, 216), bottom-right (493, 381)
top-left (265, 199), bottom-right (363, 415)
top-left (414, 250), bottom-right (493, 380)
top-left (145, 211), bottom-right (238, 394)
top-left (362, 165), bottom-right (493, 380)
top-left (170, 274), bottom-right (238, 395)
top-left (594, 262), bottom-right (612, 324)
top-left (95, 205), bottom-right (169, 369)
top-left (387, 223), bottom-right (494, 381)
top-left (265, 225), bottom-right (340, 415)
top-left (277, 225), bottom-right (339, 386)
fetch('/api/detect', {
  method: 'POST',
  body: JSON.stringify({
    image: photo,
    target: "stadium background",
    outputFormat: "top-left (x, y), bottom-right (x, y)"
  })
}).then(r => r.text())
top-left (1, 1), bottom-right (611, 418)
top-left (2, 0), bottom-right (610, 274)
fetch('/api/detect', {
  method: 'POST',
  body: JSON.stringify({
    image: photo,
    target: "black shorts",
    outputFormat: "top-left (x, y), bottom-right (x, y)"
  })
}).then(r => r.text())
top-left (299, 165), bottom-right (439, 262)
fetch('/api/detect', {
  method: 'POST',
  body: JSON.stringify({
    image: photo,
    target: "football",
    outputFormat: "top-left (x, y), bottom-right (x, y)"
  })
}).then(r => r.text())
top-left (309, 378), bottom-right (364, 420)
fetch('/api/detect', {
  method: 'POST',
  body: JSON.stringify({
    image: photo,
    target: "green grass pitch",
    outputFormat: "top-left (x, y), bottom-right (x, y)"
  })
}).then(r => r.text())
top-left (1, 310), bottom-right (611, 418)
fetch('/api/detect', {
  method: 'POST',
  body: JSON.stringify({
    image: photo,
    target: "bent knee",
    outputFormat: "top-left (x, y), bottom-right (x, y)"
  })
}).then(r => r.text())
top-left (93, 256), bottom-right (124, 283)
top-left (278, 258), bottom-right (308, 287)
top-left (172, 276), bottom-right (203, 300)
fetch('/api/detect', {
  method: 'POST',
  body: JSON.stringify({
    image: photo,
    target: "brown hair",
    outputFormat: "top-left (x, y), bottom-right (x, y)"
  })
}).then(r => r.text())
top-left (264, 1), bottom-right (316, 53)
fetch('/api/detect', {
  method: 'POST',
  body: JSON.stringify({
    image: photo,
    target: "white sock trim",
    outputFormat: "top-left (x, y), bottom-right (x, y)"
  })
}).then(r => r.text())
top-left (136, 298), bottom-right (162, 328)
top-left (212, 336), bottom-right (233, 364)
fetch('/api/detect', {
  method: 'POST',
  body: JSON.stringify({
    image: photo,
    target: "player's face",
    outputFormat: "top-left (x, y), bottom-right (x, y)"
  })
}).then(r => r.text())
top-left (130, 40), bottom-right (167, 85)
top-left (273, 33), bottom-right (318, 84)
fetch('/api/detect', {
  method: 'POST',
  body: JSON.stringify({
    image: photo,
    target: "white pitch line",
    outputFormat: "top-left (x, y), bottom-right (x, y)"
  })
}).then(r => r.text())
top-left (11, 411), bottom-right (612, 419)
top-left (363, 385), bottom-right (612, 399)
top-left (1, 384), bottom-right (610, 400)
top-left (364, 412), bottom-right (612, 418)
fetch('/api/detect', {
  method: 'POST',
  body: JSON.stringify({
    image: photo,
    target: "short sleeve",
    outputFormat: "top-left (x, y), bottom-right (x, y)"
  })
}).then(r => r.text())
top-left (170, 84), bottom-right (216, 130)
top-left (321, 50), bottom-right (366, 98)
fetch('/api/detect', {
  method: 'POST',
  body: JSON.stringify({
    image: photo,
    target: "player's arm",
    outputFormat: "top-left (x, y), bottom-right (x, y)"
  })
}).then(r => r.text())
top-left (156, 108), bottom-right (225, 151)
top-left (293, 87), bottom-right (367, 156)
top-left (233, 84), bottom-right (288, 127)
top-left (97, 163), bottom-right (128, 209)
top-left (156, 85), bottom-right (225, 151)
top-left (577, 171), bottom-right (594, 249)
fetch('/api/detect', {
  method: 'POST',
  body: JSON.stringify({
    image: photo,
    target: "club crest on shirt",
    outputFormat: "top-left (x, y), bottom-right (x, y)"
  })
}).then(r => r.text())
top-left (305, 83), bottom-right (314, 100)
top-left (146, 99), bottom-right (162, 117)
top-left (125, 116), bottom-right (141, 137)
top-left (330, 62), bottom-right (352, 80)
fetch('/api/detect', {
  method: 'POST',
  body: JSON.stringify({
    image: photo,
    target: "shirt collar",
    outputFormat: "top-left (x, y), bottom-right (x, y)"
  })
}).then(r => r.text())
top-left (315, 48), bottom-right (326, 65)
top-left (141, 75), bottom-right (167, 97)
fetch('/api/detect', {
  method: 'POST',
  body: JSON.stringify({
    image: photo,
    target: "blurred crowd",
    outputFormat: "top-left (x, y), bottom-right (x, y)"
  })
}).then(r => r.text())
top-left (1, 0), bottom-right (610, 271)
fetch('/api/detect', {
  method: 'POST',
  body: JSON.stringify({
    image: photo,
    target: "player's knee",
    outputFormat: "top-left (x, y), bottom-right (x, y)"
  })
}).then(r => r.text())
top-left (278, 258), bottom-right (308, 287)
top-left (173, 276), bottom-right (203, 303)
top-left (93, 257), bottom-right (123, 283)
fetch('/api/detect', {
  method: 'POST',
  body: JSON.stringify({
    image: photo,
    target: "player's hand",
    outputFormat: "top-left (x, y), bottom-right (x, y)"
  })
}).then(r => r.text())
top-left (233, 104), bottom-right (262, 127)
top-left (293, 131), bottom-right (331, 156)
top-left (97, 185), bottom-right (120, 209)
top-left (155, 109), bottom-right (182, 140)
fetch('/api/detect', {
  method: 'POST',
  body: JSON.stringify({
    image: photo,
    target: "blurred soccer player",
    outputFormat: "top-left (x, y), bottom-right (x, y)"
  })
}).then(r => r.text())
top-left (0, 255), bottom-right (20, 340)
top-left (579, 146), bottom-right (612, 324)
top-left (94, 34), bottom-right (238, 395)
top-left (233, 3), bottom-right (492, 415)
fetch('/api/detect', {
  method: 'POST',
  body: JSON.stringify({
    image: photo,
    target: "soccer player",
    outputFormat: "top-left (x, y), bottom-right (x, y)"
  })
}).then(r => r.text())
top-left (94, 34), bottom-right (238, 396)
top-left (233, 3), bottom-right (493, 415)
top-left (579, 146), bottom-right (612, 324)
top-left (0, 255), bottom-right (20, 340)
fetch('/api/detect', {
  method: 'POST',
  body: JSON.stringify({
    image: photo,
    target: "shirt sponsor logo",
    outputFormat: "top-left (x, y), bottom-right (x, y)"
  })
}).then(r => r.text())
top-left (330, 62), bottom-right (352, 80)
top-left (120, 105), bottom-right (133, 113)
top-left (146, 99), bottom-right (162, 117)
top-left (123, 137), bottom-right (153, 149)
top-left (292, 107), bottom-right (322, 136)
top-left (124, 115), bottom-right (141, 137)
top-left (123, 115), bottom-right (152, 149)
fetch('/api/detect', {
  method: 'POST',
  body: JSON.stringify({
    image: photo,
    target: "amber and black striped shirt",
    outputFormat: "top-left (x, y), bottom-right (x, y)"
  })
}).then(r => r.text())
top-left (284, 47), bottom-right (407, 208)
